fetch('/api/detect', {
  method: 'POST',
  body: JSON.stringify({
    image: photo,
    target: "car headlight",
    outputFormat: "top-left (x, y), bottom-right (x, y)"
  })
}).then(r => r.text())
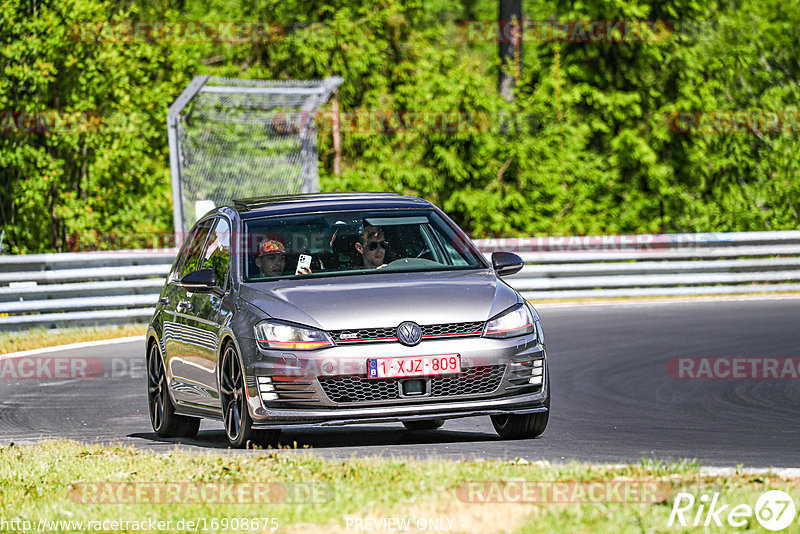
top-left (483, 303), bottom-right (536, 339)
top-left (254, 320), bottom-right (334, 350)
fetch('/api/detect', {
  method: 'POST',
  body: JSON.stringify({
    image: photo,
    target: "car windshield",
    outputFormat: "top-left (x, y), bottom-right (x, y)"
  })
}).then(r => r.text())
top-left (242, 209), bottom-right (486, 281)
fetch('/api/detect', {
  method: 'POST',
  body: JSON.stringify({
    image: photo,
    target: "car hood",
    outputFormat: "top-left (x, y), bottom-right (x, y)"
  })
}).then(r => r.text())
top-left (238, 269), bottom-right (521, 331)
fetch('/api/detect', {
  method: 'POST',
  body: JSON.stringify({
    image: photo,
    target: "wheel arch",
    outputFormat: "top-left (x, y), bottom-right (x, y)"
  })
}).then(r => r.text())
top-left (145, 326), bottom-right (180, 407)
top-left (215, 331), bottom-right (249, 396)
top-left (146, 326), bottom-right (163, 365)
top-left (215, 329), bottom-right (263, 423)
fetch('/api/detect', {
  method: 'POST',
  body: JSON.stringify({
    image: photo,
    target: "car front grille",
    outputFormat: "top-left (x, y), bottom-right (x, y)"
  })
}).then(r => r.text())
top-left (318, 365), bottom-right (505, 404)
top-left (332, 326), bottom-right (397, 343)
top-left (330, 321), bottom-right (485, 345)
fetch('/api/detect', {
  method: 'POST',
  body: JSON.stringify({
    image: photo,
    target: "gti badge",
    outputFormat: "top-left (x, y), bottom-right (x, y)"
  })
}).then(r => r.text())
top-left (396, 321), bottom-right (422, 346)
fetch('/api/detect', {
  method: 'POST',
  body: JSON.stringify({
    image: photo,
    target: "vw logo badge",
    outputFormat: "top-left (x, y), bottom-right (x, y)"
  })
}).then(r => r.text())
top-left (396, 321), bottom-right (422, 347)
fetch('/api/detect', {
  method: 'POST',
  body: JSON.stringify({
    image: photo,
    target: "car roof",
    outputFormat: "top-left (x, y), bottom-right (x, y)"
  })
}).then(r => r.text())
top-left (231, 193), bottom-right (434, 219)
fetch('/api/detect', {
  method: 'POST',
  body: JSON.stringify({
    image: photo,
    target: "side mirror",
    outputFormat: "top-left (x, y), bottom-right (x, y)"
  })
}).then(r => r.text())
top-left (491, 251), bottom-right (524, 276)
top-left (180, 268), bottom-right (218, 293)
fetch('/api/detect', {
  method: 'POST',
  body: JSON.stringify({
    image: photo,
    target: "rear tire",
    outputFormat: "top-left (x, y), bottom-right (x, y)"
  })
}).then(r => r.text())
top-left (220, 343), bottom-right (281, 448)
top-left (491, 370), bottom-right (550, 439)
top-left (147, 341), bottom-right (200, 439)
top-left (402, 419), bottom-right (445, 431)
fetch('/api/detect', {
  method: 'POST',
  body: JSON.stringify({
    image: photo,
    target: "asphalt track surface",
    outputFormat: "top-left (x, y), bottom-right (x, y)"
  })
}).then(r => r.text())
top-left (2, 298), bottom-right (799, 467)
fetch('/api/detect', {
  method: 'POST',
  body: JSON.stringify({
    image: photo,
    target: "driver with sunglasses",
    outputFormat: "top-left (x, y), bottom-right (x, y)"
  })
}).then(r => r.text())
top-left (355, 225), bottom-right (388, 269)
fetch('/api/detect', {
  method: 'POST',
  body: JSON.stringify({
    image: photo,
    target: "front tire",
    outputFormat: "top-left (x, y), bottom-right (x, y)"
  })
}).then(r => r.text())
top-left (491, 411), bottom-right (548, 439)
top-left (147, 341), bottom-right (200, 438)
top-left (219, 343), bottom-right (280, 448)
top-left (491, 371), bottom-right (550, 439)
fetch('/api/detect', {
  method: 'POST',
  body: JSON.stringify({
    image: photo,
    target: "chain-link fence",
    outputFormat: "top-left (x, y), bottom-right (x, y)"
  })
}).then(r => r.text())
top-left (167, 76), bottom-right (343, 235)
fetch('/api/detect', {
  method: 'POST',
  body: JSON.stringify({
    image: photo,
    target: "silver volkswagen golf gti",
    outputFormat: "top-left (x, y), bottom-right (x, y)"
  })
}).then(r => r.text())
top-left (146, 193), bottom-right (549, 447)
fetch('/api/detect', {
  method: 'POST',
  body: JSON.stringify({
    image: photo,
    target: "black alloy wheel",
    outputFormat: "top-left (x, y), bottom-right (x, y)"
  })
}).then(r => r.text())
top-left (147, 341), bottom-right (200, 438)
top-left (219, 343), bottom-right (280, 448)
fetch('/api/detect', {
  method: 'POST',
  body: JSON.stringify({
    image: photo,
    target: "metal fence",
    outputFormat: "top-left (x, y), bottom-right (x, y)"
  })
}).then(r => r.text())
top-left (168, 76), bottom-right (343, 236)
top-left (1, 231), bottom-right (799, 330)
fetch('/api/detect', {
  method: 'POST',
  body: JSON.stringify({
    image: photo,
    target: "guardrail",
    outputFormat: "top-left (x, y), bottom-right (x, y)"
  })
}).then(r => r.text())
top-left (1, 231), bottom-right (799, 330)
top-left (0, 251), bottom-right (176, 330)
top-left (474, 230), bottom-right (800, 300)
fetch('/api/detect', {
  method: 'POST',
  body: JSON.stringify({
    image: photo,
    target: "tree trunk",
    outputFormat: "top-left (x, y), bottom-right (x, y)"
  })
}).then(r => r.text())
top-left (331, 90), bottom-right (341, 176)
top-left (498, 0), bottom-right (522, 102)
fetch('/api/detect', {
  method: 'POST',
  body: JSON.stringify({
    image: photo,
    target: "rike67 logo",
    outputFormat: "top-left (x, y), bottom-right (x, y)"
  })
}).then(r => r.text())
top-left (669, 490), bottom-right (796, 531)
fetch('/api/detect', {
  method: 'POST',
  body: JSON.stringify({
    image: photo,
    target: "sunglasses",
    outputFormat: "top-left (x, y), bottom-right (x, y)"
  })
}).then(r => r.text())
top-left (366, 240), bottom-right (389, 251)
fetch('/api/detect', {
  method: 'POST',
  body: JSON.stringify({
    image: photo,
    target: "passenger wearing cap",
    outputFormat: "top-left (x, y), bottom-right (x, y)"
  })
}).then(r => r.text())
top-left (255, 240), bottom-right (286, 277)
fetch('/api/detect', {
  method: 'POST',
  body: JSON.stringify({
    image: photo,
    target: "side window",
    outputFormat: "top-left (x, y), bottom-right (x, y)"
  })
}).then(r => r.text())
top-left (201, 218), bottom-right (231, 288)
top-left (171, 229), bottom-right (198, 281)
top-left (178, 219), bottom-right (215, 279)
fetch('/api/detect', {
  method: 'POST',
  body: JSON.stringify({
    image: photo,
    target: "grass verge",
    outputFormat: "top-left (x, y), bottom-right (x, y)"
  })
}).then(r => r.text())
top-left (0, 324), bottom-right (146, 355)
top-left (1, 441), bottom-right (798, 533)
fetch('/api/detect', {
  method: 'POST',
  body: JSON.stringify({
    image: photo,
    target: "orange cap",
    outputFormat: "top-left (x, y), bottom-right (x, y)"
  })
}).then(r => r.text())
top-left (258, 240), bottom-right (285, 256)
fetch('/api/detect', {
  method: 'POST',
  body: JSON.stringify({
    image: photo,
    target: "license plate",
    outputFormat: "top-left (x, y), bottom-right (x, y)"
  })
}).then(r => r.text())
top-left (367, 354), bottom-right (461, 379)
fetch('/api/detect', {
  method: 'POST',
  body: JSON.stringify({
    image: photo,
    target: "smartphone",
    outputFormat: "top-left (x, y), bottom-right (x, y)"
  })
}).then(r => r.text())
top-left (295, 254), bottom-right (312, 275)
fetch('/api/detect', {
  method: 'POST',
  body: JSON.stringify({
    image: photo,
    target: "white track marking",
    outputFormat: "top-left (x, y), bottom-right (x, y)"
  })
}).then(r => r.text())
top-left (0, 336), bottom-right (145, 360)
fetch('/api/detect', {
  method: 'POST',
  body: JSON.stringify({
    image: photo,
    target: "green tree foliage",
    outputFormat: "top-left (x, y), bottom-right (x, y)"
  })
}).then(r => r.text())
top-left (532, 0), bottom-right (800, 232)
top-left (0, 0), bottom-right (203, 253)
top-left (1, 0), bottom-right (798, 253)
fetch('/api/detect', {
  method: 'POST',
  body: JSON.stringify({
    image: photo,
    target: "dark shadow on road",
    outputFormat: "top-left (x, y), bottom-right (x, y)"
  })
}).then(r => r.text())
top-left (129, 425), bottom-right (499, 451)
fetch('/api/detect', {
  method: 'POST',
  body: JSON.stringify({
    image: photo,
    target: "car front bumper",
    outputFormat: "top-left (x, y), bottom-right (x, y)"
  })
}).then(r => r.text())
top-left (240, 333), bottom-right (548, 428)
top-left (249, 389), bottom-right (549, 429)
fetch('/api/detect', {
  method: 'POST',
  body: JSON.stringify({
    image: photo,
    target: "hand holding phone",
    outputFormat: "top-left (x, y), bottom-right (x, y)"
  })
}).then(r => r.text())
top-left (296, 254), bottom-right (312, 275)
